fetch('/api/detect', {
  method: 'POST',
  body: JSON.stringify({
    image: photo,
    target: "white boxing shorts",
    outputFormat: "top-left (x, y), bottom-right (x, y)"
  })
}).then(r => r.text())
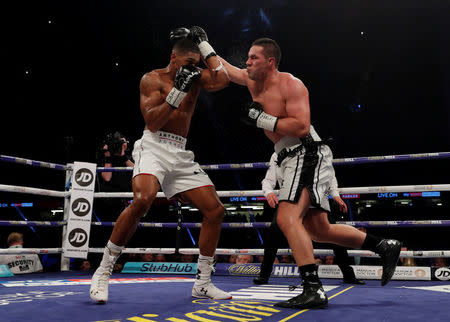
top-left (275, 131), bottom-right (333, 212)
top-left (132, 130), bottom-right (214, 199)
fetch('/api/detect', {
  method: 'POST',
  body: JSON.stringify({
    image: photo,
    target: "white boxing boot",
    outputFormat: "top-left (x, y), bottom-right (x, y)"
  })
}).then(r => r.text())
top-left (192, 254), bottom-right (232, 300)
top-left (90, 243), bottom-right (122, 303)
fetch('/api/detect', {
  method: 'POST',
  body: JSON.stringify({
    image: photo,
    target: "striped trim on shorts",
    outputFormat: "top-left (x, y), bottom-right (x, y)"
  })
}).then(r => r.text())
top-left (277, 143), bottom-right (332, 212)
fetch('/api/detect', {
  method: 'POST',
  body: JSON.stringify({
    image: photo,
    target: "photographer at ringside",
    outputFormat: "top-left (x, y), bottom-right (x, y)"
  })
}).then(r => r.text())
top-left (95, 132), bottom-right (134, 221)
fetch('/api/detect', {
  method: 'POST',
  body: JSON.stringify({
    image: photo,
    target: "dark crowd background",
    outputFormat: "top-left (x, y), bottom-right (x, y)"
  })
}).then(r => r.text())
top-left (1, 1), bottom-right (449, 266)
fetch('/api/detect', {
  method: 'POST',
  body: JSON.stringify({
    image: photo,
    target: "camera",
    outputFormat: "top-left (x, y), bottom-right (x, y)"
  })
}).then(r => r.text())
top-left (103, 132), bottom-right (128, 155)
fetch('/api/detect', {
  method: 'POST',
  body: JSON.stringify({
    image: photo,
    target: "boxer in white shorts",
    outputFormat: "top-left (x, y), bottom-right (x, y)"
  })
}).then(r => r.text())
top-left (90, 26), bottom-right (233, 303)
top-left (132, 129), bottom-right (214, 199)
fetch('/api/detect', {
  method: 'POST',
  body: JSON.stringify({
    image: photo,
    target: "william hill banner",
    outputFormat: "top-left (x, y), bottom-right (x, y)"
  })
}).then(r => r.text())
top-left (214, 263), bottom-right (431, 281)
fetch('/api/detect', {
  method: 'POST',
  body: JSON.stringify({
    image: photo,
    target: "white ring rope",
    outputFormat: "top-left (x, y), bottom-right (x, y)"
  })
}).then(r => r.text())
top-left (1, 247), bottom-right (449, 258)
top-left (205, 249), bottom-right (450, 258)
top-left (0, 248), bottom-right (62, 255)
top-left (0, 184), bottom-right (68, 197)
top-left (3, 151), bottom-right (450, 172)
top-left (88, 248), bottom-right (176, 254)
top-left (1, 183), bottom-right (449, 198)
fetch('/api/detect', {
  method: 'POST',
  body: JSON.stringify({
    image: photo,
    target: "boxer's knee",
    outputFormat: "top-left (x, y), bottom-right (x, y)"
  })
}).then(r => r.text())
top-left (203, 203), bottom-right (225, 224)
top-left (276, 212), bottom-right (294, 234)
top-left (130, 194), bottom-right (155, 219)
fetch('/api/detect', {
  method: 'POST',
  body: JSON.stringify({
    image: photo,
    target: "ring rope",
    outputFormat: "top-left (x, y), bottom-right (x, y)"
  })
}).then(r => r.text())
top-left (1, 247), bottom-right (449, 258)
top-left (0, 220), bottom-right (66, 227)
top-left (0, 155), bottom-right (67, 171)
top-left (94, 184), bottom-right (450, 197)
top-left (2, 151), bottom-right (449, 172)
top-left (97, 151), bottom-right (450, 172)
top-left (2, 220), bottom-right (450, 228)
top-left (331, 151), bottom-right (450, 165)
top-left (1, 184), bottom-right (449, 199)
top-left (0, 248), bottom-right (62, 255)
top-left (0, 184), bottom-right (68, 197)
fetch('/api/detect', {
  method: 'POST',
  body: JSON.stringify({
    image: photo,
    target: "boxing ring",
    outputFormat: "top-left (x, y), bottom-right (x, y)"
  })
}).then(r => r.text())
top-left (1, 152), bottom-right (450, 321)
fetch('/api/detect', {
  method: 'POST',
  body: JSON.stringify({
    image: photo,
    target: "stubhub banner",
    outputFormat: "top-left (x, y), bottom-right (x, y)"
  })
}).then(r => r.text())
top-left (122, 262), bottom-right (197, 274)
top-left (0, 264), bottom-right (14, 277)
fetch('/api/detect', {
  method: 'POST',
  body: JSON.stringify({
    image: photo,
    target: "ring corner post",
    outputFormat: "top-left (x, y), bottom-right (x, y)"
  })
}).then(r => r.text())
top-left (60, 163), bottom-right (73, 271)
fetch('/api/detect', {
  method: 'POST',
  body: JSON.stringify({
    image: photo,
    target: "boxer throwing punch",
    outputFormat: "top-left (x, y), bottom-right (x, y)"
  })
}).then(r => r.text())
top-left (219, 38), bottom-right (401, 309)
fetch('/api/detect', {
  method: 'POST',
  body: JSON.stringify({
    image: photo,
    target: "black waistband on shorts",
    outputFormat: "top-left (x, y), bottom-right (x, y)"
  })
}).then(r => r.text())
top-left (276, 139), bottom-right (329, 166)
top-left (276, 144), bottom-right (304, 166)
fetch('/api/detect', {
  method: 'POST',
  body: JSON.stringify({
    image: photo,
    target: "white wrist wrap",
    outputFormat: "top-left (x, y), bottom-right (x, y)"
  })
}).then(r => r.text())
top-left (198, 41), bottom-right (216, 59)
top-left (211, 59), bottom-right (224, 72)
top-left (210, 59), bottom-right (229, 78)
top-left (166, 87), bottom-right (186, 109)
top-left (257, 112), bottom-right (278, 131)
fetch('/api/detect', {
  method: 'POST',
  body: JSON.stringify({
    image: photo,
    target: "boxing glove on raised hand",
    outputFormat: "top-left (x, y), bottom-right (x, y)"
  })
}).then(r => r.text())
top-left (169, 27), bottom-right (190, 45)
top-left (166, 65), bottom-right (201, 109)
top-left (243, 102), bottom-right (278, 132)
top-left (189, 26), bottom-right (216, 59)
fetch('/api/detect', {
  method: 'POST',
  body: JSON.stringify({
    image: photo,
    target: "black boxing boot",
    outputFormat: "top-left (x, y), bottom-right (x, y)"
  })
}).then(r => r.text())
top-left (274, 264), bottom-right (328, 309)
top-left (376, 239), bottom-right (402, 286)
top-left (362, 234), bottom-right (402, 286)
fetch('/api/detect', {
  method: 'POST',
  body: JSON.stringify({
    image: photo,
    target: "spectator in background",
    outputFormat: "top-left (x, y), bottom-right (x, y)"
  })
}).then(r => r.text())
top-left (127, 253), bottom-right (140, 262)
top-left (281, 255), bottom-right (295, 264)
top-left (140, 253), bottom-right (154, 262)
top-left (399, 247), bottom-right (416, 266)
top-left (236, 254), bottom-right (254, 264)
top-left (80, 260), bottom-right (92, 271)
top-left (229, 254), bottom-right (237, 263)
top-left (432, 257), bottom-right (447, 267)
top-left (0, 232), bottom-right (43, 274)
top-left (155, 254), bottom-right (166, 262)
top-left (325, 255), bottom-right (335, 265)
top-left (113, 263), bottom-right (123, 272)
top-left (181, 254), bottom-right (195, 263)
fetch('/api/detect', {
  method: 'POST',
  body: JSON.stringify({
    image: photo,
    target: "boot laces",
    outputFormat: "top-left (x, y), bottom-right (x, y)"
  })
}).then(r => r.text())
top-left (288, 284), bottom-right (300, 291)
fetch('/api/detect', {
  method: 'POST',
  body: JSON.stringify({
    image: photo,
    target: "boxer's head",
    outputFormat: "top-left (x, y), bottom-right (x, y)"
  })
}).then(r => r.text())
top-left (246, 38), bottom-right (281, 80)
top-left (171, 39), bottom-right (200, 69)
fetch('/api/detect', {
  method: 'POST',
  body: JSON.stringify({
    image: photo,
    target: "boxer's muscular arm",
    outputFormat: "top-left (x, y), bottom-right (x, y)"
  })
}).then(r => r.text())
top-left (139, 72), bottom-right (174, 132)
top-left (218, 56), bottom-right (249, 86)
top-left (199, 60), bottom-right (230, 92)
top-left (188, 26), bottom-right (229, 92)
top-left (275, 77), bottom-right (310, 138)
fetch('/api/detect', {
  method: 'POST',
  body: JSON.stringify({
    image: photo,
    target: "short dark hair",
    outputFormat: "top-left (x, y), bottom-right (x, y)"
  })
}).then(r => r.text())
top-left (251, 38), bottom-right (281, 68)
top-left (172, 38), bottom-right (200, 55)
